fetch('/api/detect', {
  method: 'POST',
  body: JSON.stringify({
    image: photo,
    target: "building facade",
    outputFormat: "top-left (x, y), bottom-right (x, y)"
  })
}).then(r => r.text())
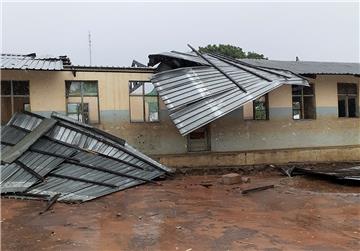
top-left (1, 54), bottom-right (359, 167)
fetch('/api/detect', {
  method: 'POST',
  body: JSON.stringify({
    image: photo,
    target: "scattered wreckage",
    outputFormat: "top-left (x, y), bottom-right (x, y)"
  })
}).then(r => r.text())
top-left (1, 112), bottom-right (173, 203)
top-left (281, 165), bottom-right (360, 183)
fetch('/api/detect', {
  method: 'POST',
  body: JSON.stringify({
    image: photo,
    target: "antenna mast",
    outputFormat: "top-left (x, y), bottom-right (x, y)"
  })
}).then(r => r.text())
top-left (88, 31), bottom-right (92, 66)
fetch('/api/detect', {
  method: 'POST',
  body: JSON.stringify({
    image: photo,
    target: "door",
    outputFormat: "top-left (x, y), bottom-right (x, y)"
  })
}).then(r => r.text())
top-left (187, 126), bottom-right (211, 152)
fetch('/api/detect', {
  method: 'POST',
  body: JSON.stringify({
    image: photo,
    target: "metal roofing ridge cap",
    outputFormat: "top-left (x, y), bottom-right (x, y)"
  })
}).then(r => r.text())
top-left (241, 58), bottom-right (360, 65)
top-left (65, 65), bottom-right (155, 70)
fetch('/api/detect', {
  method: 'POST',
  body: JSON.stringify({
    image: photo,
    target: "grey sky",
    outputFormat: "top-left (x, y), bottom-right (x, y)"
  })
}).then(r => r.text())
top-left (2, 2), bottom-right (359, 66)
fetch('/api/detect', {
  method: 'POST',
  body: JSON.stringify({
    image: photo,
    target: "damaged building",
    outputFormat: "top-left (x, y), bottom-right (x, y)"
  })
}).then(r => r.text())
top-left (1, 51), bottom-right (360, 169)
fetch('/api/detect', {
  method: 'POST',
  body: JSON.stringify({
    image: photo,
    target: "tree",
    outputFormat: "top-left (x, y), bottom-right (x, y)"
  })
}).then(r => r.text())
top-left (198, 44), bottom-right (267, 60)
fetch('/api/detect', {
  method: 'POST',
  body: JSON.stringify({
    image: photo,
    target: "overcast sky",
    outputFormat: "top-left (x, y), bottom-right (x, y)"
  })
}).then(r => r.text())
top-left (2, 2), bottom-right (359, 66)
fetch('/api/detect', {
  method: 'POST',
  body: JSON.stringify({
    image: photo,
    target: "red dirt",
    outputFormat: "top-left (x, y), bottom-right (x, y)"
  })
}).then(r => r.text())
top-left (1, 173), bottom-right (360, 251)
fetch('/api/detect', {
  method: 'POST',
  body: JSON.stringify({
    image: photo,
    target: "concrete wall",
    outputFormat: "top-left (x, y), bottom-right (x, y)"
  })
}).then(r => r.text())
top-left (1, 70), bottom-right (359, 159)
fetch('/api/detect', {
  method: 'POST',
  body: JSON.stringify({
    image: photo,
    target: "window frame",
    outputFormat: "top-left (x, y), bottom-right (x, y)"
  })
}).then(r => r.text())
top-left (1, 80), bottom-right (30, 116)
top-left (129, 81), bottom-right (160, 123)
top-left (252, 94), bottom-right (269, 120)
top-left (337, 83), bottom-right (359, 118)
top-left (65, 80), bottom-right (100, 124)
top-left (292, 83), bottom-right (316, 120)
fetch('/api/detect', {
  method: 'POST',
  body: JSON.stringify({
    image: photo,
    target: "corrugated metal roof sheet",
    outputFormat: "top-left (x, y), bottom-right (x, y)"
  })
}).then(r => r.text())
top-left (1, 53), bottom-right (65, 70)
top-left (150, 51), bottom-right (308, 136)
top-left (239, 59), bottom-right (360, 75)
top-left (1, 112), bottom-right (172, 202)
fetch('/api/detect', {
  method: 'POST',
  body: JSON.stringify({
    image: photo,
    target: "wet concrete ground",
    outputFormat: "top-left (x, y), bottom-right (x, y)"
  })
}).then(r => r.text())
top-left (1, 173), bottom-right (360, 251)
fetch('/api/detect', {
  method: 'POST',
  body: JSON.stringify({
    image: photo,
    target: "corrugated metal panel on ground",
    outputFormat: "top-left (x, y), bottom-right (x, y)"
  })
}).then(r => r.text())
top-left (1, 112), bottom-right (172, 202)
top-left (150, 51), bottom-right (309, 135)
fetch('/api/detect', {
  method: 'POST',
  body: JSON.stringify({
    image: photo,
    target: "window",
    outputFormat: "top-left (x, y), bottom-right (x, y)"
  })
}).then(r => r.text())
top-left (65, 81), bottom-right (99, 124)
top-left (292, 84), bottom-right (316, 120)
top-left (1, 80), bottom-right (30, 124)
top-left (129, 81), bottom-right (159, 122)
top-left (338, 83), bottom-right (358, 118)
top-left (67, 103), bottom-right (89, 124)
top-left (243, 94), bottom-right (269, 120)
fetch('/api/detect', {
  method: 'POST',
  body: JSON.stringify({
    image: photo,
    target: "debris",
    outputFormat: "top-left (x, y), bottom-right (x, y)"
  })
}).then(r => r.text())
top-left (39, 194), bottom-right (61, 214)
top-left (222, 173), bottom-right (242, 185)
top-left (241, 177), bottom-right (251, 183)
top-left (199, 181), bottom-right (213, 188)
top-left (284, 166), bottom-right (360, 183)
top-left (241, 185), bottom-right (275, 194)
top-left (116, 213), bottom-right (122, 217)
top-left (280, 166), bottom-right (295, 177)
top-left (1, 112), bottom-right (173, 202)
top-left (176, 225), bottom-right (182, 230)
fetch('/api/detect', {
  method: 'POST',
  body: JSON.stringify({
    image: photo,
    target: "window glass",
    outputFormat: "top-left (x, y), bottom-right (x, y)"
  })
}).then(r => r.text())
top-left (129, 81), bottom-right (144, 95)
top-left (292, 85), bottom-right (302, 95)
top-left (293, 109), bottom-right (301, 120)
top-left (66, 82), bottom-right (81, 96)
top-left (338, 96), bottom-right (346, 117)
top-left (253, 95), bottom-right (268, 120)
top-left (67, 103), bottom-right (79, 113)
top-left (303, 96), bottom-right (315, 119)
top-left (144, 82), bottom-right (157, 96)
top-left (292, 96), bottom-right (301, 110)
top-left (83, 82), bottom-right (98, 96)
top-left (348, 97), bottom-right (357, 117)
top-left (303, 85), bottom-right (314, 95)
top-left (338, 83), bottom-right (357, 95)
top-left (144, 96), bottom-right (159, 122)
top-left (1, 81), bottom-right (11, 95)
top-left (24, 103), bottom-right (31, 112)
top-left (13, 81), bottom-right (29, 95)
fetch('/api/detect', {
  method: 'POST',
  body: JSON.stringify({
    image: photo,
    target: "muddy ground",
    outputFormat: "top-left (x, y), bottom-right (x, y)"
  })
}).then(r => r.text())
top-left (1, 172), bottom-right (360, 251)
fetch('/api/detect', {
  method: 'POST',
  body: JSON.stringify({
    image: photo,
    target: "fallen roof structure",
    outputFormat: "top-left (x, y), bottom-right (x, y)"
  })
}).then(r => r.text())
top-left (288, 166), bottom-right (360, 183)
top-left (1, 112), bottom-right (172, 202)
top-left (149, 45), bottom-right (309, 136)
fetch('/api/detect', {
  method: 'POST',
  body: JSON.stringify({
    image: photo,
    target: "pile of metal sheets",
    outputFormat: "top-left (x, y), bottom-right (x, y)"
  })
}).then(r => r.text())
top-left (1, 112), bottom-right (172, 202)
top-left (292, 166), bottom-right (360, 183)
top-left (149, 49), bottom-right (309, 136)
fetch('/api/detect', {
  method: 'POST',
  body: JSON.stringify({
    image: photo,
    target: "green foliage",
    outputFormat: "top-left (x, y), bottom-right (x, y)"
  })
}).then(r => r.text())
top-left (198, 44), bottom-right (267, 59)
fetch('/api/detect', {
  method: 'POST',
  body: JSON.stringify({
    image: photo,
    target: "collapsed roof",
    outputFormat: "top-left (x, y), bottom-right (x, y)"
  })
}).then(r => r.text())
top-left (149, 47), bottom-right (309, 136)
top-left (1, 112), bottom-right (172, 202)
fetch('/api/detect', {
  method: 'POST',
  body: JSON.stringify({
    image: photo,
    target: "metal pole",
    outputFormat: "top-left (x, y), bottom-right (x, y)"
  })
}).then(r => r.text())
top-left (88, 31), bottom-right (92, 66)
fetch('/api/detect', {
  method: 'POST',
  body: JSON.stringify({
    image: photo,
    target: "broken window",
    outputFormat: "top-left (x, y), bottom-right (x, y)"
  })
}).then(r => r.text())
top-left (338, 83), bottom-right (358, 117)
top-left (65, 81), bottom-right (99, 124)
top-left (292, 84), bottom-right (315, 120)
top-left (243, 94), bottom-right (269, 120)
top-left (1, 80), bottom-right (30, 124)
top-left (129, 81), bottom-right (159, 122)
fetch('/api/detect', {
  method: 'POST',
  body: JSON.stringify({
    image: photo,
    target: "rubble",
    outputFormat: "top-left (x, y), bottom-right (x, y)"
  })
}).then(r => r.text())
top-left (221, 173), bottom-right (242, 185)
